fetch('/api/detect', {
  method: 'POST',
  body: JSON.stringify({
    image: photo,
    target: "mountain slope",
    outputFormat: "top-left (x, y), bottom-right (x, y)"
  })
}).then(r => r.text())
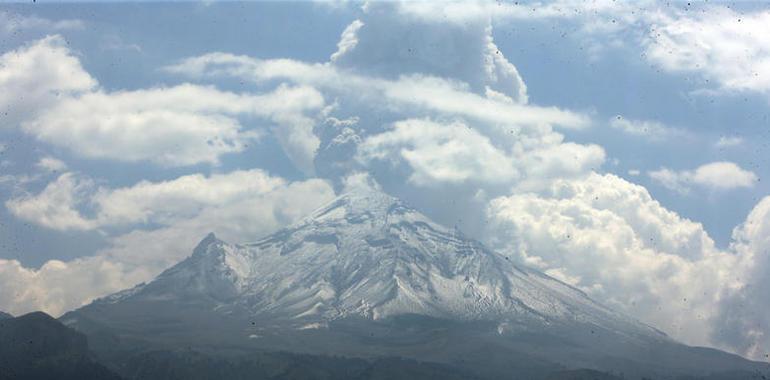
top-left (85, 187), bottom-right (659, 335)
top-left (61, 184), bottom-right (770, 379)
top-left (0, 311), bottom-right (122, 380)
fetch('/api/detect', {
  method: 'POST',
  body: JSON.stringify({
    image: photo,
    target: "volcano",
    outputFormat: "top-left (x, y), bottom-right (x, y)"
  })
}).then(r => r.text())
top-left (61, 183), bottom-right (769, 379)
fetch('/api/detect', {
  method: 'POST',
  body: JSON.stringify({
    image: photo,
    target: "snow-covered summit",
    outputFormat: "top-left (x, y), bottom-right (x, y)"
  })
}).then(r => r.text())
top-left (92, 181), bottom-right (662, 342)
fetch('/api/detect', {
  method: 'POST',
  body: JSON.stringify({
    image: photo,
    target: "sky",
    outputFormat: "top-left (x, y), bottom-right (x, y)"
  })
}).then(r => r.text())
top-left (0, 0), bottom-right (769, 361)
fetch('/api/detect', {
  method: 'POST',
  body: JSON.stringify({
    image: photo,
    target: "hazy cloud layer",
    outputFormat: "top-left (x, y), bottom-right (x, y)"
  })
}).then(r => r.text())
top-left (0, 11), bottom-right (83, 35)
top-left (610, 116), bottom-right (688, 142)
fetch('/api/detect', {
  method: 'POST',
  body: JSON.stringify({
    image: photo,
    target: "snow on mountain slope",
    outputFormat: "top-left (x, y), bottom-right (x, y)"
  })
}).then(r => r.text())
top-left (94, 181), bottom-right (663, 343)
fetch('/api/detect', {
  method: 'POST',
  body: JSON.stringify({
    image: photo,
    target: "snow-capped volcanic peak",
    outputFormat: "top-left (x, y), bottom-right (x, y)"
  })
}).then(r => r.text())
top-left (104, 181), bottom-right (662, 340)
top-left (63, 168), bottom-right (762, 380)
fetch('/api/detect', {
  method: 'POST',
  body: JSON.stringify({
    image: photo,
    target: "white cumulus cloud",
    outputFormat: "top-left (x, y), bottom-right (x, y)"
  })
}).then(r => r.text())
top-left (358, 118), bottom-right (520, 186)
top-left (23, 83), bottom-right (323, 167)
top-left (6, 172), bottom-right (96, 231)
top-left (649, 162), bottom-right (758, 194)
top-left (0, 35), bottom-right (96, 129)
top-left (0, 36), bottom-right (326, 171)
top-left (485, 172), bottom-right (737, 348)
top-left (712, 196), bottom-right (770, 358)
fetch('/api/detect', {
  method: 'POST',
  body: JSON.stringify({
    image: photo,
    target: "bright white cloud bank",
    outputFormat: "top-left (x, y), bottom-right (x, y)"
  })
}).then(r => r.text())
top-left (486, 172), bottom-right (770, 357)
top-left (715, 197), bottom-right (770, 358)
top-left (486, 173), bottom-right (730, 343)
